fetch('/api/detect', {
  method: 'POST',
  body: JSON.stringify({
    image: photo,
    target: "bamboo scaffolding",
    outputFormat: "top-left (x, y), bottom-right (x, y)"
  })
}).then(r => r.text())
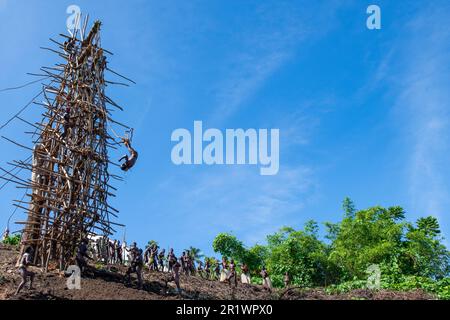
top-left (11, 19), bottom-right (129, 271)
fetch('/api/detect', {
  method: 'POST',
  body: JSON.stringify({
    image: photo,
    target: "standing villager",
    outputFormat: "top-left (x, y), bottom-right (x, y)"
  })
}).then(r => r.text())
top-left (76, 238), bottom-right (92, 275)
top-left (121, 241), bottom-right (128, 265)
top-left (261, 267), bottom-right (272, 292)
top-left (214, 260), bottom-right (221, 280)
top-left (284, 272), bottom-right (290, 288)
top-left (158, 249), bottom-right (166, 272)
top-left (152, 245), bottom-right (159, 271)
top-left (220, 257), bottom-right (228, 282)
top-left (180, 251), bottom-right (187, 274)
top-left (125, 246), bottom-right (143, 289)
top-left (15, 246), bottom-right (35, 295)
top-left (187, 250), bottom-right (195, 276)
top-left (184, 251), bottom-right (192, 276)
top-left (241, 263), bottom-right (251, 284)
top-left (101, 236), bottom-right (109, 263)
top-left (167, 248), bottom-right (177, 272)
top-left (166, 259), bottom-right (182, 294)
top-left (95, 237), bottom-right (102, 260)
top-left (204, 259), bottom-right (211, 279)
top-left (109, 240), bottom-right (116, 264)
top-left (116, 240), bottom-right (123, 264)
top-left (125, 242), bottom-right (138, 266)
top-left (143, 245), bottom-right (151, 265)
top-left (226, 259), bottom-right (238, 287)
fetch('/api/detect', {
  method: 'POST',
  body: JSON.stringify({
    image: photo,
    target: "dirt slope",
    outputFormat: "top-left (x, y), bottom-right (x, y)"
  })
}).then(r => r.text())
top-left (0, 245), bottom-right (435, 300)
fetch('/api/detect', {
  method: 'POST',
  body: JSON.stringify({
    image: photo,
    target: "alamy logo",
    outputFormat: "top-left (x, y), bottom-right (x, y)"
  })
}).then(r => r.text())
top-left (66, 5), bottom-right (81, 33)
top-left (366, 264), bottom-right (381, 290)
top-left (66, 265), bottom-right (81, 289)
top-left (366, 5), bottom-right (381, 30)
top-left (171, 121), bottom-right (279, 175)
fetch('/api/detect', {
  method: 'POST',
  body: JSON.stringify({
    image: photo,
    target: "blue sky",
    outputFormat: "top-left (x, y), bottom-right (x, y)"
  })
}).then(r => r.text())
top-left (0, 0), bottom-right (449, 256)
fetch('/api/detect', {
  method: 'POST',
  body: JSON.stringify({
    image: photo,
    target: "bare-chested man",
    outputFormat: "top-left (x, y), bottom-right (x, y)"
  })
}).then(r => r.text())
top-left (76, 239), bottom-right (92, 275)
top-left (226, 259), bottom-right (238, 287)
top-left (158, 249), bottom-right (166, 271)
top-left (221, 257), bottom-right (228, 270)
top-left (125, 246), bottom-right (143, 289)
top-left (166, 259), bottom-right (182, 294)
top-left (15, 246), bottom-right (35, 295)
top-left (241, 263), bottom-right (251, 284)
top-left (152, 245), bottom-right (159, 271)
top-left (220, 257), bottom-right (228, 282)
top-left (204, 259), bottom-right (211, 279)
top-left (185, 250), bottom-right (195, 276)
top-left (261, 267), bottom-right (272, 292)
top-left (180, 251), bottom-right (187, 274)
top-left (284, 271), bottom-right (290, 288)
top-left (167, 248), bottom-right (176, 272)
top-left (109, 240), bottom-right (116, 264)
top-left (116, 240), bottom-right (123, 264)
top-left (119, 139), bottom-right (138, 171)
top-left (214, 260), bottom-right (221, 280)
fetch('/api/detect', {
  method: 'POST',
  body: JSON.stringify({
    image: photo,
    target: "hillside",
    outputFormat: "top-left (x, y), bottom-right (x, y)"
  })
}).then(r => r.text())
top-left (0, 244), bottom-right (435, 300)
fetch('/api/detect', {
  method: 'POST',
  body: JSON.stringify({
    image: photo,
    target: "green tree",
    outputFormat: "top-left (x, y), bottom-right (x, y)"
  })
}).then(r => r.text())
top-left (212, 233), bottom-right (267, 273)
top-left (244, 244), bottom-right (268, 273)
top-left (212, 233), bottom-right (246, 261)
top-left (265, 221), bottom-right (329, 287)
top-left (185, 246), bottom-right (204, 264)
top-left (401, 217), bottom-right (450, 279)
top-left (146, 240), bottom-right (158, 248)
top-left (211, 199), bottom-right (450, 293)
top-left (328, 205), bottom-right (405, 280)
top-left (342, 197), bottom-right (356, 218)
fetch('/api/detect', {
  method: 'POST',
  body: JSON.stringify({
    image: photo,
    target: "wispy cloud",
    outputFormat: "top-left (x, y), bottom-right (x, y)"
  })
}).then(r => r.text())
top-left (155, 165), bottom-right (315, 245)
top-left (392, 3), bottom-right (450, 224)
top-left (210, 2), bottom-right (341, 122)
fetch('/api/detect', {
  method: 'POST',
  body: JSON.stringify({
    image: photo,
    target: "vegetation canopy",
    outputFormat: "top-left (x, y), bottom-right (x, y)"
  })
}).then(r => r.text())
top-left (212, 198), bottom-right (450, 299)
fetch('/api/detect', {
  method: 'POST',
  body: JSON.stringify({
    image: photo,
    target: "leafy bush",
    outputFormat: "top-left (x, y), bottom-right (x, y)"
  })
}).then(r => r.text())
top-left (435, 278), bottom-right (450, 300)
top-left (2, 234), bottom-right (21, 246)
top-left (251, 276), bottom-right (263, 285)
top-left (324, 275), bottom-right (449, 299)
top-left (212, 198), bottom-right (450, 299)
top-left (325, 279), bottom-right (368, 294)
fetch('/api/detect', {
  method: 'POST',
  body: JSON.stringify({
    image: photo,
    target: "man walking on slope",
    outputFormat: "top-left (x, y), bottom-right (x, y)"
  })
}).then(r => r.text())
top-left (15, 246), bottom-right (36, 295)
top-left (76, 239), bottom-right (93, 275)
top-left (124, 245), bottom-right (144, 289)
top-left (166, 259), bottom-right (182, 294)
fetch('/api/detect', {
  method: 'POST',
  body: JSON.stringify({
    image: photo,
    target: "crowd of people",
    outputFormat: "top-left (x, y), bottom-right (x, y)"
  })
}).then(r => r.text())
top-left (77, 238), bottom-right (275, 294)
top-left (13, 238), bottom-right (275, 295)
